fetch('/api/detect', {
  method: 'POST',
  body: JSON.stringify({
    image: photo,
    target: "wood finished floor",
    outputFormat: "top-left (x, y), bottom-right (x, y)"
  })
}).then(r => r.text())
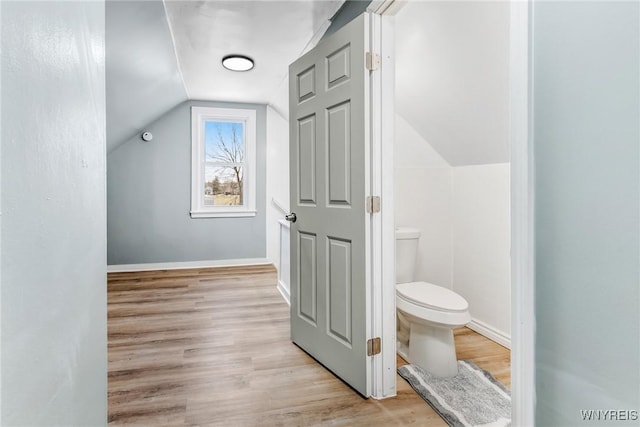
top-left (108, 265), bottom-right (510, 426)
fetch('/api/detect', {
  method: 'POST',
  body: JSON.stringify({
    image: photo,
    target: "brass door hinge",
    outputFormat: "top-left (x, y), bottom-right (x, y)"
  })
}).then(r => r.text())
top-left (367, 337), bottom-right (381, 356)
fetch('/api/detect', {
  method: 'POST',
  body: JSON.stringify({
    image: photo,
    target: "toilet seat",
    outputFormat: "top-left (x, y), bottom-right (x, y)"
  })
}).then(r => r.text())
top-left (396, 281), bottom-right (471, 327)
top-left (396, 282), bottom-right (468, 312)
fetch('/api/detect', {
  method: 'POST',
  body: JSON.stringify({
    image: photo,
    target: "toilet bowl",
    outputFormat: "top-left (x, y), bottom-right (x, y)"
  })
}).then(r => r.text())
top-left (396, 227), bottom-right (471, 378)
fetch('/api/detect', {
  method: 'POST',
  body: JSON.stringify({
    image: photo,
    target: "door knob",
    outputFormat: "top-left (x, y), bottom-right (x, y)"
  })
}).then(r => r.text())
top-left (285, 212), bottom-right (297, 223)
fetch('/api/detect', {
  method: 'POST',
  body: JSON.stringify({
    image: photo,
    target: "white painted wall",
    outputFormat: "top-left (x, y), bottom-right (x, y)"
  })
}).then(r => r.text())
top-left (452, 164), bottom-right (511, 342)
top-left (1, 2), bottom-right (107, 424)
top-left (266, 104), bottom-right (290, 267)
top-left (394, 114), bottom-right (453, 288)
top-left (394, 117), bottom-right (511, 345)
top-left (395, 1), bottom-right (510, 166)
top-left (278, 220), bottom-right (291, 302)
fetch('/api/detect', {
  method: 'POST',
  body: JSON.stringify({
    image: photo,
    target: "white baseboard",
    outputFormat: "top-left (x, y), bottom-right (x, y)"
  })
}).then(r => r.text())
top-left (467, 318), bottom-right (511, 349)
top-left (277, 280), bottom-right (290, 306)
top-left (107, 258), bottom-right (271, 273)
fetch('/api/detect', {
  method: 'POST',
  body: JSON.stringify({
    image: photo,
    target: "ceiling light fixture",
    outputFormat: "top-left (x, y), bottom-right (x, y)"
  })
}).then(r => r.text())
top-left (222, 55), bottom-right (254, 72)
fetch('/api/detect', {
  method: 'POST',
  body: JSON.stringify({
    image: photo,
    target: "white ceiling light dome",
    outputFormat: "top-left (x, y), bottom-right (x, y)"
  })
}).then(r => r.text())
top-left (222, 55), bottom-right (254, 72)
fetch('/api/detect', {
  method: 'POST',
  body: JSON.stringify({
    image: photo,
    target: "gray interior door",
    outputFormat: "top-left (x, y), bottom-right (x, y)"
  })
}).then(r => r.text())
top-left (289, 13), bottom-right (370, 396)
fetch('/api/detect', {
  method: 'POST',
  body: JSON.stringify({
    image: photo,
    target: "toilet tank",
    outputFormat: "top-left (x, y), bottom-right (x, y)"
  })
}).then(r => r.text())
top-left (395, 227), bottom-right (421, 284)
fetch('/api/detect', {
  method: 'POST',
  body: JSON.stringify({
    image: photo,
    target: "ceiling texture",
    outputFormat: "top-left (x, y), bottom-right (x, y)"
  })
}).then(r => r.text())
top-left (165, 0), bottom-right (343, 103)
top-left (106, 0), bottom-right (344, 152)
top-left (107, 0), bottom-right (510, 167)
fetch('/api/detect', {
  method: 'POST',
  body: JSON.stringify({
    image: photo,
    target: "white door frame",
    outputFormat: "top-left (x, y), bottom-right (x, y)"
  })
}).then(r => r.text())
top-left (508, 2), bottom-right (536, 425)
top-left (366, 6), bottom-right (397, 399)
top-left (367, 1), bottom-right (536, 424)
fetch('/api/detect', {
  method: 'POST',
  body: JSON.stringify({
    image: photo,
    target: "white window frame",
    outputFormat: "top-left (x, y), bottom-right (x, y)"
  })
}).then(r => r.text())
top-left (190, 106), bottom-right (257, 218)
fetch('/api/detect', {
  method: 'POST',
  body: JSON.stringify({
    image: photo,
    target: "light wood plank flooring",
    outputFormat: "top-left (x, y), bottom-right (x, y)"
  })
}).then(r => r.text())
top-left (108, 265), bottom-right (510, 426)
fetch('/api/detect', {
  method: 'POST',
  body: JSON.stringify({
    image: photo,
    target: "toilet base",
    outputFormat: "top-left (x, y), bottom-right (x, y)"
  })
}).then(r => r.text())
top-left (397, 340), bottom-right (410, 362)
top-left (407, 322), bottom-right (459, 378)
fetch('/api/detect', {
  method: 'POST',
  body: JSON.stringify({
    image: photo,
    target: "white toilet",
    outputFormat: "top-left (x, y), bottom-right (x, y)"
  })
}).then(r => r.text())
top-left (396, 227), bottom-right (471, 377)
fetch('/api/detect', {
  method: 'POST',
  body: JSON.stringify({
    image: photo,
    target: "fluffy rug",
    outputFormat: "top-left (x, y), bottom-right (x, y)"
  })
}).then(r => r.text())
top-left (398, 360), bottom-right (511, 427)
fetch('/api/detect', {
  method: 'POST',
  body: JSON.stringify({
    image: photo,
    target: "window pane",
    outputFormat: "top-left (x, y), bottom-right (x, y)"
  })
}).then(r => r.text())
top-left (205, 120), bottom-right (244, 163)
top-left (204, 166), bottom-right (243, 206)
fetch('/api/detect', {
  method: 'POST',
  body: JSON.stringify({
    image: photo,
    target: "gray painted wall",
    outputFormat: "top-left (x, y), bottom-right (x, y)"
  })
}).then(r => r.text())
top-left (106, 0), bottom-right (187, 152)
top-left (108, 101), bottom-right (267, 265)
top-left (533, 2), bottom-right (639, 424)
top-left (1, 1), bottom-right (107, 425)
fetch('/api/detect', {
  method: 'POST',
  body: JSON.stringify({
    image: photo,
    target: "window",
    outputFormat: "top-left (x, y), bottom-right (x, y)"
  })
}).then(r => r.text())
top-left (191, 106), bottom-right (256, 218)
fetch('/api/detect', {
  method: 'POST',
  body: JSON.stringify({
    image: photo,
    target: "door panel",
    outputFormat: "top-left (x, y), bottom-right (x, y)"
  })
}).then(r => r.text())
top-left (327, 102), bottom-right (351, 206)
top-left (327, 236), bottom-right (352, 345)
top-left (298, 231), bottom-right (317, 325)
top-left (289, 13), bottom-right (370, 396)
top-left (297, 66), bottom-right (316, 102)
top-left (297, 115), bottom-right (317, 205)
top-left (327, 45), bottom-right (351, 86)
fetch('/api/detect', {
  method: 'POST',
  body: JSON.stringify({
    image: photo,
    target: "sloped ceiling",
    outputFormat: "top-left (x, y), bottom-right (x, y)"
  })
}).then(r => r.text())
top-left (106, 0), bottom-right (344, 152)
top-left (165, 0), bottom-right (343, 103)
top-left (106, 0), bottom-right (187, 152)
top-left (395, 1), bottom-right (511, 166)
top-left (106, 0), bottom-right (510, 164)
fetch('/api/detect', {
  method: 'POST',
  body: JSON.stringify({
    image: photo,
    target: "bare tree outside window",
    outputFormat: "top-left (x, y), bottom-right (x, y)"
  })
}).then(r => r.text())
top-left (204, 121), bottom-right (245, 206)
top-left (191, 106), bottom-right (256, 218)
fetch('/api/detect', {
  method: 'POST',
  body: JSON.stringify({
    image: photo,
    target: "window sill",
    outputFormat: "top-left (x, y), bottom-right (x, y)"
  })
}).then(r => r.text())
top-left (190, 210), bottom-right (257, 219)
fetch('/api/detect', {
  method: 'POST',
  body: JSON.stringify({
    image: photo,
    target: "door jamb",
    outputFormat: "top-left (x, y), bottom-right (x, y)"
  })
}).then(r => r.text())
top-left (509, 1), bottom-right (535, 425)
top-left (365, 7), bottom-right (396, 399)
top-left (368, 1), bottom-right (536, 423)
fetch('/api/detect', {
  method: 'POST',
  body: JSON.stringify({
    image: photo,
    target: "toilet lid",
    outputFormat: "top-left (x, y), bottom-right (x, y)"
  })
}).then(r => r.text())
top-left (396, 282), bottom-right (469, 312)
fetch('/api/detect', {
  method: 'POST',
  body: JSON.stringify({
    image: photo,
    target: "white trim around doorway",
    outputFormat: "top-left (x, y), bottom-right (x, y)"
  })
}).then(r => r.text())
top-left (509, 1), bottom-right (535, 425)
top-left (366, 8), bottom-right (397, 399)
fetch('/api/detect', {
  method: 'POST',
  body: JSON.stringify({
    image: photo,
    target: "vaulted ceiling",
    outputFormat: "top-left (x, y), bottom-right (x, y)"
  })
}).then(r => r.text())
top-left (106, 0), bottom-right (511, 167)
top-left (106, 0), bottom-right (187, 152)
top-left (106, 0), bottom-right (343, 152)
